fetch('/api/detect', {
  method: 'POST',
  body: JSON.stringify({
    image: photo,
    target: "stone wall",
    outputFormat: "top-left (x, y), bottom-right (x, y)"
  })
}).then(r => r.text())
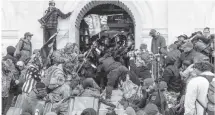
top-left (1, 0), bottom-right (215, 55)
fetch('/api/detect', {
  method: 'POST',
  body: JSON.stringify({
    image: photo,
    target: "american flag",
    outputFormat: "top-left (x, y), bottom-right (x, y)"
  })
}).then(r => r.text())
top-left (22, 66), bottom-right (41, 94)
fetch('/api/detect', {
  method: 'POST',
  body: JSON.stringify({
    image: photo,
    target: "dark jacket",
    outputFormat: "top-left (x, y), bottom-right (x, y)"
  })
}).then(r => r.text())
top-left (191, 35), bottom-right (214, 44)
top-left (129, 59), bottom-right (151, 80)
top-left (151, 35), bottom-right (167, 54)
top-left (3, 46), bottom-right (17, 64)
top-left (167, 49), bottom-right (181, 66)
top-left (3, 54), bottom-right (17, 65)
top-left (177, 49), bottom-right (208, 68)
top-left (99, 56), bottom-right (122, 73)
top-left (163, 56), bottom-right (183, 93)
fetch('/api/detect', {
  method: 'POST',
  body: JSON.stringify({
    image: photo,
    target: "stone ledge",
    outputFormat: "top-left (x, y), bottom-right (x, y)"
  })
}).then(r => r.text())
top-left (2, 30), bottom-right (19, 39)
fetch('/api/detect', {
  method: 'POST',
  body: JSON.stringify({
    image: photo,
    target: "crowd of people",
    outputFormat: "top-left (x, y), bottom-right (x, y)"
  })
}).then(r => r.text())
top-left (1, 1), bottom-right (215, 115)
top-left (2, 26), bottom-right (215, 115)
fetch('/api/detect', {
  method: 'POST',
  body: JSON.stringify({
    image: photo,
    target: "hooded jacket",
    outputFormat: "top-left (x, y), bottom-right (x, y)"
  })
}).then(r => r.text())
top-left (163, 54), bottom-right (183, 93)
top-left (3, 46), bottom-right (17, 64)
top-left (184, 71), bottom-right (215, 115)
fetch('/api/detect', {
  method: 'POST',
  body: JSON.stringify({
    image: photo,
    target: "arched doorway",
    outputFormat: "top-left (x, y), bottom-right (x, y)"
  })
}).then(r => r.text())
top-left (74, 1), bottom-right (136, 51)
top-left (78, 3), bottom-right (135, 52)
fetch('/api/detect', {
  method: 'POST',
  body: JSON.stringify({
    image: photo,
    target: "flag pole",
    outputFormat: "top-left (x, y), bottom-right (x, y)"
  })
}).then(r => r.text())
top-left (40, 29), bottom-right (69, 67)
top-left (41, 30), bottom-right (59, 48)
top-left (76, 33), bottom-right (101, 73)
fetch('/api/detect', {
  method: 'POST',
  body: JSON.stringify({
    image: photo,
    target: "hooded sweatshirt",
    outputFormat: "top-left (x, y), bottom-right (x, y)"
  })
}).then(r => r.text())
top-left (184, 71), bottom-right (215, 115)
top-left (3, 46), bottom-right (17, 64)
top-left (162, 54), bottom-right (183, 93)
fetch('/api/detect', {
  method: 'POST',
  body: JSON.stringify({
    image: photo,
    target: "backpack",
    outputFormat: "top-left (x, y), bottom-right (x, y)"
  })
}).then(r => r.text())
top-left (15, 39), bottom-right (24, 51)
top-left (197, 77), bottom-right (215, 115)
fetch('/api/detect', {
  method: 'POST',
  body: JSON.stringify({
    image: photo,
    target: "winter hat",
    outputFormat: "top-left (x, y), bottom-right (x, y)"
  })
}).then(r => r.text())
top-left (144, 103), bottom-right (159, 115)
top-left (7, 46), bottom-right (16, 55)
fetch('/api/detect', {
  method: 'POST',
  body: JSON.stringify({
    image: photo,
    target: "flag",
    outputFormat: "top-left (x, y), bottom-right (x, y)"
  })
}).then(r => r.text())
top-left (22, 66), bottom-right (41, 94)
top-left (40, 32), bottom-right (58, 67)
top-left (84, 14), bottom-right (107, 37)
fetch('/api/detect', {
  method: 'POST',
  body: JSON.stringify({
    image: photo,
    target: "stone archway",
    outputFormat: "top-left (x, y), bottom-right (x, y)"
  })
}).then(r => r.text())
top-left (75, 1), bottom-right (136, 29)
top-left (69, 0), bottom-right (144, 49)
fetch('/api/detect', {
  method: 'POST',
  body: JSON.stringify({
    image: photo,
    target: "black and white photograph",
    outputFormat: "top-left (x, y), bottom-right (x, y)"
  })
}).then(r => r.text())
top-left (1, 0), bottom-right (215, 115)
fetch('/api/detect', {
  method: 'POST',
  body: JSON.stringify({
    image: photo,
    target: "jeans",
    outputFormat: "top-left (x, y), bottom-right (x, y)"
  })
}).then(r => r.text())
top-left (44, 28), bottom-right (57, 50)
top-left (2, 91), bottom-right (15, 115)
top-left (2, 97), bottom-right (8, 115)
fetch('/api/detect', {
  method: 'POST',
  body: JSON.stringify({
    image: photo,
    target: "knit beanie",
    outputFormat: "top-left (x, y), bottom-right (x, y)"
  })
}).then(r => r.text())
top-left (7, 46), bottom-right (16, 55)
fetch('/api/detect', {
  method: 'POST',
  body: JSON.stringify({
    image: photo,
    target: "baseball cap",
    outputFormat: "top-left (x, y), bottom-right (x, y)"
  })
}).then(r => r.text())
top-left (149, 29), bottom-right (157, 35)
top-left (24, 32), bottom-right (33, 37)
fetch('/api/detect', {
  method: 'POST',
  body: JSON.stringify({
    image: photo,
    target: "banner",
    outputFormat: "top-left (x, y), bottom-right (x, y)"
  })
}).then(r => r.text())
top-left (84, 14), bottom-right (108, 37)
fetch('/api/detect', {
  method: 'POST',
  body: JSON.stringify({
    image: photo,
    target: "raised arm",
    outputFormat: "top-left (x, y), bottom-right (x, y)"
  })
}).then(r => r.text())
top-left (57, 9), bottom-right (71, 19)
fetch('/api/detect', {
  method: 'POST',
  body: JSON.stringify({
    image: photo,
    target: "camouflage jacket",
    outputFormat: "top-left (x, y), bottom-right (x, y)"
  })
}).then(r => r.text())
top-left (52, 49), bottom-right (79, 73)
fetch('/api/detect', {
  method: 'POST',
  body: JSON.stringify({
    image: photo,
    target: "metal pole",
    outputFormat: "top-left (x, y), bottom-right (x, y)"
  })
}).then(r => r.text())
top-left (76, 35), bottom-right (101, 73)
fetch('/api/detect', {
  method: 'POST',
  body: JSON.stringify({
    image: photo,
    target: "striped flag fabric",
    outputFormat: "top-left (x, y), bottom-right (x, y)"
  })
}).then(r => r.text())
top-left (22, 66), bottom-right (41, 94)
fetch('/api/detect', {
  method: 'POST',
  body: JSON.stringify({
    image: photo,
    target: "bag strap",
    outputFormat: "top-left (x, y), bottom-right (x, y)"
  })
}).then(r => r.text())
top-left (196, 99), bottom-right (207, 115)
top-left (18, 39), bottom-right (26, 51)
